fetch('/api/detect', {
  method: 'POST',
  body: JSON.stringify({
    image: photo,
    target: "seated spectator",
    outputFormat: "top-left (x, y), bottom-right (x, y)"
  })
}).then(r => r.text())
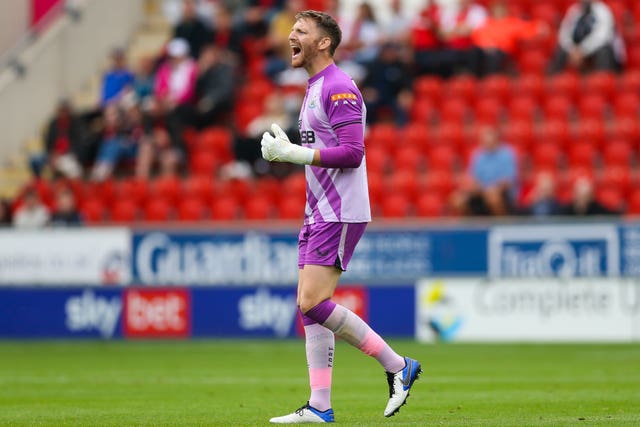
top-left (548, 0), bottom-right (623, 74)
top-left (50, 187), bottom-right (83, 226)
top-left (132, 56), bottom-right (157, 103)
top-left (340, 2), bottom-right (382, 66)
top-left (264, 0), bottom-right (303, 79)
top-left (154, 38), bottom-right (198, 110)
top-left (472, 0), bottom-right (549, 75)
top-left (13, 188), bottom-right (50, 228)
top-left (173, 0), bottom-right (211, 59)
top-left (208, 5), bottom-right (244, 63)
top-left (101, 48), bottom-right (135, 106)
top-left (0, 199), bottom-right (12, 226)
top-left (174, 44), bottom-right (236, 129)
top-left (382, 0), bottom-right (412, 46)
top-left (451, 126), bottom-right (518, 216)
top-left (410, 0), bottom-right (443, 76)
top-left (438, 0), bottom-right (488, 77)
top-left (236, 91), bottom-right (298, 178)
top-left (361, 42), bottom-right (412, 126)
top-left (519, 171), bottom-right (563, 216)
top-left (136, 98), bottom-right (186, 179)
top-left (560, 177), bottom-right (620, 215)
top-left (90, 104), bottom-right (137, 181)
top-left (30, 99), bottom-right (86, 179)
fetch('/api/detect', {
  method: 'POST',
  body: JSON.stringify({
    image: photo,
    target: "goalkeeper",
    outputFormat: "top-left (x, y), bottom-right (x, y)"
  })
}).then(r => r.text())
top-left (261, 10), bottom-right (422, 424)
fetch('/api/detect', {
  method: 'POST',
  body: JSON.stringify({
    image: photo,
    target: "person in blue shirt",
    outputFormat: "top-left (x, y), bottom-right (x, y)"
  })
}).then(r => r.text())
top-left (100, 48), bottom-right (135, 106)
top-left (452, 126), bottom-right (518, 215)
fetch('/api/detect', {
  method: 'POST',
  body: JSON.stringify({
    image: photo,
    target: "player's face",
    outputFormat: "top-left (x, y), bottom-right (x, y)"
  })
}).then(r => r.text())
top-left (289, 18), bottom-right (326, 69)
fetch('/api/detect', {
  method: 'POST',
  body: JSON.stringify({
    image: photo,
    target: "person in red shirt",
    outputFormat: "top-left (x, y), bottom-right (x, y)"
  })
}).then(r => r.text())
top-left (410, 0), bottom-right (443, 76)
top-left (472, 0), bottom-right (549, 75)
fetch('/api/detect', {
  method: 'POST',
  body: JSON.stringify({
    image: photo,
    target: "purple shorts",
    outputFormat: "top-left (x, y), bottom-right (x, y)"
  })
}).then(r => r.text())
top-left (298, 222), bottom-right (367, 271)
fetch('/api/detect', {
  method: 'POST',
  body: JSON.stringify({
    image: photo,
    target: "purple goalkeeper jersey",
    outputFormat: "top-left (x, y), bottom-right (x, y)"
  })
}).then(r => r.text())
top-left (299, 63), bottom-right (371, 224)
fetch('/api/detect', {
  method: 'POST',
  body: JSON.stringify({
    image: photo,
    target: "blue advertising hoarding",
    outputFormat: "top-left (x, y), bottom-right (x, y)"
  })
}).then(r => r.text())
top-left (0, 286), bottom-right (415, 339)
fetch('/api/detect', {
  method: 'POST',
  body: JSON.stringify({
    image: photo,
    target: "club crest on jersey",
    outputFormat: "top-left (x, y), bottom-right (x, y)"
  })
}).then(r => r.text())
top-left (308, 95), bottom-right (318, 109)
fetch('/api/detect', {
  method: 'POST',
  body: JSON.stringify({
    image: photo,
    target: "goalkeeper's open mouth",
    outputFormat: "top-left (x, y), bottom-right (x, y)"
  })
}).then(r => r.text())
top-left (291, 45), bottom-right (302, 60)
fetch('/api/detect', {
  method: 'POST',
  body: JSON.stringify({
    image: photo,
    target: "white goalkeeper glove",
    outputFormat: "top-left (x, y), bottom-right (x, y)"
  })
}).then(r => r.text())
top-left (261, 123), bottom-right (315, 165)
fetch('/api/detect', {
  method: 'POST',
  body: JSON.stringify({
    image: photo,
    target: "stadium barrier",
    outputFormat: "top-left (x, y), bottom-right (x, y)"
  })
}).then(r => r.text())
top-left (1, 220), bottom-right (639, 341)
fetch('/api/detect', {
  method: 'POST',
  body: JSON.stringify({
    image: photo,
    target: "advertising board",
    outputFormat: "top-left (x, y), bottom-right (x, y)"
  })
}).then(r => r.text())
top-left (0, 228), bottom-right (130, 285)
top-left (416, 278), bottom-right (639, 342)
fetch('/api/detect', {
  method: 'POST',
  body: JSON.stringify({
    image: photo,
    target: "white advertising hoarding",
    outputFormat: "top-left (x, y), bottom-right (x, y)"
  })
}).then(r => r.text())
top-left (416, 278), bottom-right (639, 342)
top-left (0, 228), bottom-right (131, 285)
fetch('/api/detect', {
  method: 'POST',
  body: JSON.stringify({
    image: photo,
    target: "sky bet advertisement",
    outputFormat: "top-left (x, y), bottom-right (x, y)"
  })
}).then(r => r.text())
top-left (0, 286), bottom-right (415, 339)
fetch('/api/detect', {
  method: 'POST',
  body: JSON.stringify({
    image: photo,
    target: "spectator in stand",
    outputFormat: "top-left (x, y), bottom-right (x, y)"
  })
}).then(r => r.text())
top-left (451, 126), bottom-right (518, 216)
top-left (132, 56), bottom-right (157, 103)
top-left (548, 0), bottom-right (623, 74)
top-left (209, 5), bottom-right (245, 63)
top-left (236, 90), bottom-right (298, 177)
top-left (50, 187), bottom-right (83, 226)
top-left (361, 42), bottom-right (412, 126)
top-left (0, 199), bottom-right (12, 226)
top-left (90, 104), bottom-right (136, 181)
top-left (560, 177), bottom-right (620, 215)
top-left (438, 0), bottom-right (488, 77)
top-left (136, 98), bottom-right (186, 179)
top-left (382, 0), bottom-right (411, 46)
top-left (340, 2), bottom-right (381, 66)
top-left (176, 44), bottom-right (236, 129)
top-left (264, 0), bottom-right (303, 79)
top-left (410, 0), bottom-right (444, 76)
top-left (173, 0), bottom-right (212, 59)
top-left (30, 99), bottom-right (86, 179)
top-left (13, 188), bottom-right (50, 228)
top-left (101, 48), bottom-right (135, 106)
top-left (519, 171), bottom-right (563, 216)
top-left (154, 38), bottom-right (198, 110)
top-left (472, 0), bottom-right (549, 75)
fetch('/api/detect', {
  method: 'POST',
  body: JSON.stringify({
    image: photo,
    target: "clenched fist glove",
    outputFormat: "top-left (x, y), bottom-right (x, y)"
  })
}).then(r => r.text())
top-left (261, 123), bottom-right (315, 165)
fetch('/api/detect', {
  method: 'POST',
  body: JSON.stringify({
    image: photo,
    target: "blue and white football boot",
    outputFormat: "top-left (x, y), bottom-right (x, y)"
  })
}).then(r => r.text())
top-left (384, 356), bottom-right (422, 417)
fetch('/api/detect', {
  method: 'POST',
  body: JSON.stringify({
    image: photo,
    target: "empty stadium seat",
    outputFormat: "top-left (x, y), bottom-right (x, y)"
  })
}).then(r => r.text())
top-left (380, 193), bottom-right (411, 218)
top-left (182, 175), bottom-right (216, 204)
top-left (210, 198), bottom-right (238, 220)
top-left (143, 198), bottom-right (172, 222)
top-left (277, 195), bottom-right (303, 220)
top-left (79, 198), bottom-right (105, 224)
top-left (415, 193), bottom-right (444, 217)
top-left (603, 139), bottom-right (633, 168)
top-left (150, 175), bottom-right (181, 204)
top-left (110, 198), bottom-right (138, 223)
top-left (244, 195), bottom-right (273, 220)
top-left (178, 197), bottom-right (206, 221)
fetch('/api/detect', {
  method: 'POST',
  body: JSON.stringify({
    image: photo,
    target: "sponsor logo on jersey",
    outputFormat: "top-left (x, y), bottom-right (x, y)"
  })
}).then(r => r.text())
top-left (330, 93), bottom-right (357, 101)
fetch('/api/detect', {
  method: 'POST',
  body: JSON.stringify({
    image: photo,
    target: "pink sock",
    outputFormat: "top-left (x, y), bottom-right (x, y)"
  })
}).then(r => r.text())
top-left (306, 300), bottom-right (405, 374)
top-left (302, 311), bottom-right (334, 411)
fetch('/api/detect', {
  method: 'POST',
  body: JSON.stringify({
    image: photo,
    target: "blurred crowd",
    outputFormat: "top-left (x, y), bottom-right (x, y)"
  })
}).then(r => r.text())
top-left (0, 0), bottom-right (633, 227)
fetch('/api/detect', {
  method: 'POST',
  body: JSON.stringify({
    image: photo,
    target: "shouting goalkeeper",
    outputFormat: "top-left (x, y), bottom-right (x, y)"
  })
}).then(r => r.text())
top-left (261, 10), bottom-right (422, 424)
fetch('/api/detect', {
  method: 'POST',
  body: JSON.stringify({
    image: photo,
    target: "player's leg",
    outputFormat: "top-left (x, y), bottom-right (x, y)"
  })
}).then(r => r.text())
top-left (298, 223), bottom-right (421, 417)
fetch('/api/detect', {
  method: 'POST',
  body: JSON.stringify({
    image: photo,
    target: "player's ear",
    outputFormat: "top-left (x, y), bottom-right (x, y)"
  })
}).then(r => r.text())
top-left (317, 36), bottom-right (331, 52)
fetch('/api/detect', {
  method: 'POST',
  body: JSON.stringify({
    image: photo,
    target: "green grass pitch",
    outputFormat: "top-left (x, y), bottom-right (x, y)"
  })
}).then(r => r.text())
top-left (0, 340), bottom-right (639, 426)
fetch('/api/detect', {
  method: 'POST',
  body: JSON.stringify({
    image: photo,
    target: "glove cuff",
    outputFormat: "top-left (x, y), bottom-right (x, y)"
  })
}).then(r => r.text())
top-left (287, 144), bottom-right (315, 165)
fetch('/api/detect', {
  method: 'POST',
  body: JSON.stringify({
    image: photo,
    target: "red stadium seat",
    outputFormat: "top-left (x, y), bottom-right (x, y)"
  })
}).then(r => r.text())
top-left (618, 70), bottom-right (640, 94)
top-left (508, 96), bottom-right (538, 122)
top-left (210, 197), bottom-right (238, 220)
top-left (445, 75), bottom-right (478, 105)
top-left (608, 117), bottom-right (640, 142)
top-left (577, 94), bottom-right (608, 120)
top-left (613, 92), bottom-right (640, 120)
top-left (277, 195), bottom-right (303, 220)
top-left (597, 166), bottom-right (632, 197)
top-left (380, 193), bottom-right (411, 218)
top-left (393, 145), bottom-right (424, 172)
top-left (532, 142), bottom-right (562, 170)
top-left (253, 176), bottom-right (282, 206)
top-left (518, 49), bottom-right (547, 75)
top-left (501, 120), bottom-right (534, 151)
top-left (79, 198), bottom-right (105, 224)
top-left (582, 71), bottom-right (617, 99)
top-left (283, 173), bottom-right (307, 200)
top-left (415, 193), bottom-right (444, 217)
top-left (474, 96), bottom-right (503, 124)
top-left (421, 170), bottom-right (455, 199)
top-left (150, 175), bottom-right (181, 204)
top-left (365, 146), bottom-right (390, 176)
top-left (573, 118), bottom-right (606, 147)
top-left (244, 195), bottom-right (273, 220)
top-left (596, 187), bottom-right (624, 212)
top-left (535, 119), bottom-right (570, 148)
top-left (479, 74), bottom-right (511, 104)
top-left (367, 172), bottom-right (384, 207)
top-left (115, 178), bottom-right (149, 206)
top-left (110, 198), bottom-right (138, 223)
top-left (603, 139), bottom-right (632, 168)
top-left (178, 197), bottom-right (206, 221)
top-left (546, 72), bottom-right (580, 101)
top-left (512, 73), bottom-right (544, 102)
top-left (542, 94), bottom-right (574, 121)
top-left (440, 98), bottom-right (469, 123)
top-left (627, 190), bottom-right (640, 215)
top-left (189, 149), bottom-right (222, 177)
top-left (402, 123), bottom-right (431, 150)
top-left (182, 175), bottom-right (216, 205)
top-left (567, 143), bottom-right (597, 169)
top-left (431, 123), bottom-right (465, 149)
top-left (386, 170), bottom-right (420, 202)
top-left (414, 75), bottom-right (443, 104)
top-left (143, 198), bottom-right (172, 222)
top-left (410, 99), bottom-right (436, 123)
top-left (426, 144), bottom-right (459, 172)
top-left (367, 123), bottom-right (400, 152)
top-left (197, 127), bottom-right (233, 162)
